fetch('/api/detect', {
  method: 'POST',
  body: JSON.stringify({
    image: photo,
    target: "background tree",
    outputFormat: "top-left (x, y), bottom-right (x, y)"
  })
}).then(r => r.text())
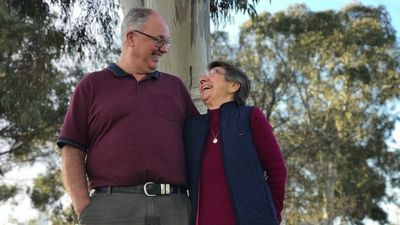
top-left (211, 3), bottom-right (400, 224)
top-left (0, 1), bottom-right (89, 223)
top-left (0, 0), bottom-right (70, 197)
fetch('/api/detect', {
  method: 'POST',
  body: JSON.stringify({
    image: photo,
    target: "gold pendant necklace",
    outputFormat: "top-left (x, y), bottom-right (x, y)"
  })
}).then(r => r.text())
top-left (209, 127), bottom-right (220, 144)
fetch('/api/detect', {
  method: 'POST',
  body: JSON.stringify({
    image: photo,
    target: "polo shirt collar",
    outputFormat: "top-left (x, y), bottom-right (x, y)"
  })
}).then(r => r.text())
top-left (107, 63), bottom-right (160, 79)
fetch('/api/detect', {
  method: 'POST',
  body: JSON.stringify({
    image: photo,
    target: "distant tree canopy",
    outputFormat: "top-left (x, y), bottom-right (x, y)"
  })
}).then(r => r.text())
top-left (212, 3), bottom-right (400, 224)
top-left (0, 3), bottom-right (80, 223)
top-left (0, 0), bottom-right (72, 173)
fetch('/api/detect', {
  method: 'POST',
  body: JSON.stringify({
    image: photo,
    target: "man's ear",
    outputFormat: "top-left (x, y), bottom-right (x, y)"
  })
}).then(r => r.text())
top-left (125, 31), bottom-right (135, 47)
top-left (228, 82), bottom-right (240, 94)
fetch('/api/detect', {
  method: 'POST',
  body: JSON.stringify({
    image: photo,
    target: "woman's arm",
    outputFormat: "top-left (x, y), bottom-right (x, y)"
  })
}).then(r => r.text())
top-left (250, 106), bottom-right (287, 223)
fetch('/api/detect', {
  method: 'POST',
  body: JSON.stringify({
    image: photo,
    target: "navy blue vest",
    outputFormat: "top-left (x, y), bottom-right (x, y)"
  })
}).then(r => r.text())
top-left (184, 102), bottom-right (278, 225)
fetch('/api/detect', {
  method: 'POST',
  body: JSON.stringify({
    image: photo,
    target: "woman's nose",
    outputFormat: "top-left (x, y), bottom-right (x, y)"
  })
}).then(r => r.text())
top-left (200, 78), bottom-right (205, 85)
top-left (200, 75), bottom-right (209, 84)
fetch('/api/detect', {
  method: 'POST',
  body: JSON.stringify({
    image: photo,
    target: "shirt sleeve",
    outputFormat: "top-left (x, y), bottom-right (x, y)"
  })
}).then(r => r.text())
top-left (56, 76), bottom-right (91, 151)
top-left (250, 106), bottom-right (287, 223)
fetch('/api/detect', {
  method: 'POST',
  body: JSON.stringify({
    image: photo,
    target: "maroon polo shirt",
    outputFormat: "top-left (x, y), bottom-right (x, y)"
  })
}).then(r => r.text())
top-left (57, 63), bottom-right (199, 189)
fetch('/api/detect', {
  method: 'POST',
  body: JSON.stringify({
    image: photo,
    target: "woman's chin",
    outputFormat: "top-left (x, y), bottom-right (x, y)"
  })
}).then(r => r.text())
top-left (200, 95), bottom-right (209, 103)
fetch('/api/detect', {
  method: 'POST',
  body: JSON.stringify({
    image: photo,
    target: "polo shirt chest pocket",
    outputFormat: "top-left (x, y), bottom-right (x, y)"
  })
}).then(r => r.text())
top-left (154, 91), bottom-right (184, 121)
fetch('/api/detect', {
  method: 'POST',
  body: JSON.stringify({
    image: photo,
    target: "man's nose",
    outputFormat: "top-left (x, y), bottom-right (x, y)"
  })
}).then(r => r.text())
top-left (158, 43), bottom-right (169, 53)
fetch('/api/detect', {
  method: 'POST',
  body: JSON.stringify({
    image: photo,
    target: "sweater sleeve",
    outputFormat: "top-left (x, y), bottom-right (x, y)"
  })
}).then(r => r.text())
top-left (250, 106), bottom-right (287, 224)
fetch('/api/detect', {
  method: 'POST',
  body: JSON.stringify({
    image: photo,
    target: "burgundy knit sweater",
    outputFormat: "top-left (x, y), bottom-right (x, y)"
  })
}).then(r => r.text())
top-left (197, 107), bottom-right (287, 225)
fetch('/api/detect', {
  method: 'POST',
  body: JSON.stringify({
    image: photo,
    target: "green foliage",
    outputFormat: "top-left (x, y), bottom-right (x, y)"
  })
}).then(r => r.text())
top-left (53, 0), bottom-right (120, 58)
top-left (0, 0), bottom-right (72, 169)
top-left (0, 184), bottom-right (18, 202)
top-left (0, 0), bottom-right (85, 222)
top-left (30, 171), bottom-right (63, 210)
top-left (29, 169), bottom-right (77, 224)
top-left (212, 3), bottom-right (400, 225)
top-left (49, 205), bottom-right (77, 225)
top-left (210, 0), bottom-right (263, 24)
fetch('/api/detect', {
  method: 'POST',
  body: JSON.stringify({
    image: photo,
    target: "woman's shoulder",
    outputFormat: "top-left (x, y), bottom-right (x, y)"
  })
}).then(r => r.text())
top-left (246, 105), bottom-right (269, 123)
top-left (236, 104), bottom-right (261, 116)
top-left (249, 105), bottom-right (263, 115)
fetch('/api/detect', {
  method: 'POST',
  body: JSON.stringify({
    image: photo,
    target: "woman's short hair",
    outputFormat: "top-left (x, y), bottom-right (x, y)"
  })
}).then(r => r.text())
top-left (208, 60), bottom-right (251, 105)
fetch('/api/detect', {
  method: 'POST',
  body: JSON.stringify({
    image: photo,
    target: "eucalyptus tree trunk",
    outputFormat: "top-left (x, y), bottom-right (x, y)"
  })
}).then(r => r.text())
top-left (120, 0), bottom-right (209, 113)
top-left (322, 160), bottom-right (337, 225)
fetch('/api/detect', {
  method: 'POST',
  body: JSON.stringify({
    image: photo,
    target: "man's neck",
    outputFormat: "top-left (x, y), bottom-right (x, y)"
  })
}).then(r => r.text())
top-left (117, 60), bottom-right (147, 81)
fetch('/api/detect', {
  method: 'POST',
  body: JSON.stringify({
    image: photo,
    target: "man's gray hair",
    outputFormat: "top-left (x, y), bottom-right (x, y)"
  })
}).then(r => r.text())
top-left (120, 8), bottom-right (153, 42)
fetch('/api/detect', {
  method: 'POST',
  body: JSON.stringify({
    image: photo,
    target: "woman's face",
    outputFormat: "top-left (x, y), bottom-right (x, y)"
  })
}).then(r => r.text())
top-left (199, 67), bottom-right (238, 109)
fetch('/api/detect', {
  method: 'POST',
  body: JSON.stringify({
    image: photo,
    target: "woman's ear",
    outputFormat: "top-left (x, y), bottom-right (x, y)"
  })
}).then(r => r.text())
top-left (228, 82), bottom-right (240, 94)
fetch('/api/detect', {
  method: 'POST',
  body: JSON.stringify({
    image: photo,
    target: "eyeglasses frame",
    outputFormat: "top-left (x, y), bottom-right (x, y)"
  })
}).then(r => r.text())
top-left (205, 67), bottom-right (226, 77)
top-left (132, 29), bottom-right (172, 49)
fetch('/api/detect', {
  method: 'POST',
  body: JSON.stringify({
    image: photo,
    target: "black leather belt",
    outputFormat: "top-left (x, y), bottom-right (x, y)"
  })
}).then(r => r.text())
top-left (91, 182), bottom-right (188, 197)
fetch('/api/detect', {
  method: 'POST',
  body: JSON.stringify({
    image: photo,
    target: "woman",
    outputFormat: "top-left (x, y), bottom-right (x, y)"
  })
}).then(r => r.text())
top-left (184, 61), bottom-right (287, 225)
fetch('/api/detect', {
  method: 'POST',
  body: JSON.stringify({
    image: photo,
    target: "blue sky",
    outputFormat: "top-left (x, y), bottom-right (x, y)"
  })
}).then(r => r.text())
top-left (213, 1), bottom-right (400, 224)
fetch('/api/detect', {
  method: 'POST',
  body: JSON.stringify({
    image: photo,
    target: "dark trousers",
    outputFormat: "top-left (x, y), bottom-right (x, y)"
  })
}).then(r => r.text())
top-left (78, 192), bottom-right (190, 225)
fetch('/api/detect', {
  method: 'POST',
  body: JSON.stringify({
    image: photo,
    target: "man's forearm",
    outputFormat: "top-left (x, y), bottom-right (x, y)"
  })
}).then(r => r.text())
top-left (61, 145), bottom-right (90, 215)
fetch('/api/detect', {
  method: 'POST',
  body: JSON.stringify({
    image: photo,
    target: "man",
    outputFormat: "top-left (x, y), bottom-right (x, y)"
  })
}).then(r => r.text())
top-left (57, 7), bottom-right (198, 225)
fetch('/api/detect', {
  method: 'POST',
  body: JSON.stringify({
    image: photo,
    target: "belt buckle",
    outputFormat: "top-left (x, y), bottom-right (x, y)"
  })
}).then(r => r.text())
top-left (144, 182), bottom-right (156, 197)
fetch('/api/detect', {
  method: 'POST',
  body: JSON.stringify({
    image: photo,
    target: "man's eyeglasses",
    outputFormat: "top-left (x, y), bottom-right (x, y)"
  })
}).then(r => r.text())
top-left (133, 30), bottom-right (172, 49)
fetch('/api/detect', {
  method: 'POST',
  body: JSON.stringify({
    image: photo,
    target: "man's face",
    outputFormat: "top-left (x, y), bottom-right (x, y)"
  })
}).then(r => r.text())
top-left (131, 13), bottom-right (170, 73)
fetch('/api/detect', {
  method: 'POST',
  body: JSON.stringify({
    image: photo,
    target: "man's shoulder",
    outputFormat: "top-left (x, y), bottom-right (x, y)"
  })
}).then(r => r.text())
top-left (86, 68), bottom-right (111, 78)
top-left (73, 68), bottom-right (111, 91)
top-left (79, 68), bottom-right (111, 82)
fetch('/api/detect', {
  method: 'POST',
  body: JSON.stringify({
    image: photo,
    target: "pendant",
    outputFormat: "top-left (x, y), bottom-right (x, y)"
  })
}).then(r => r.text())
top-left (213, 138), bottom-right (218, 144)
